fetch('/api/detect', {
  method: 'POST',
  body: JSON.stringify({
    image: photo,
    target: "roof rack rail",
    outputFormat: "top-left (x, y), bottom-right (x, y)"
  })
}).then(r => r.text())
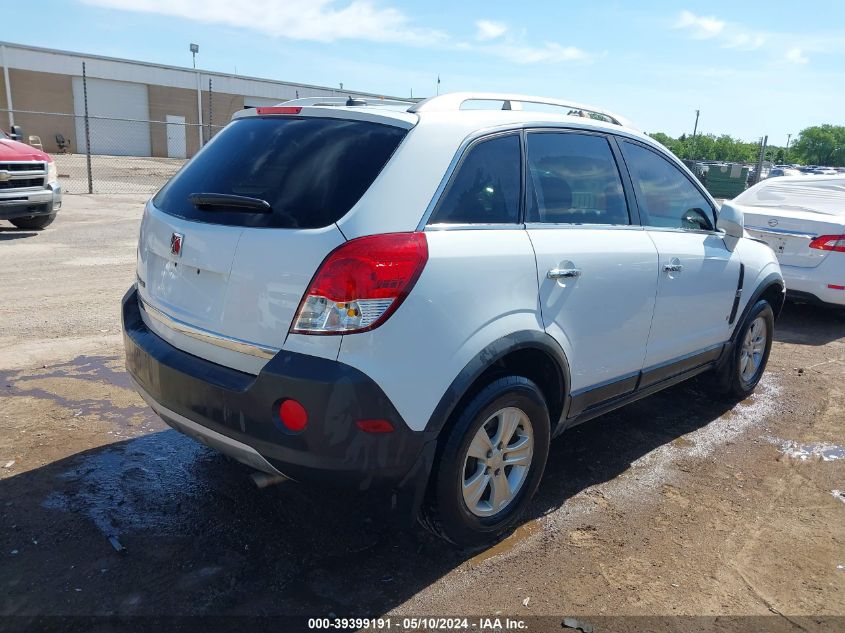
top-left (407, 92), bottom-right (631, 127)
top-left (276, 96), bottom-right (417, 108)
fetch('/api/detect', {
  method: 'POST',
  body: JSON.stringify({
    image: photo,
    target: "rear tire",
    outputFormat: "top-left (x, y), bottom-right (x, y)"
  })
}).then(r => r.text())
top-left (713, 299), bottom-right (774, 400)
top-left (10, 213), bottom-right (56, 230)
top-left (420, 376), bottom-right (550, 548)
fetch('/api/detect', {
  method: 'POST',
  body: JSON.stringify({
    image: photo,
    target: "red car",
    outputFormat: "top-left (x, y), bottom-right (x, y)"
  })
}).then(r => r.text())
top-left (0, 129), bottom-right (62, 230)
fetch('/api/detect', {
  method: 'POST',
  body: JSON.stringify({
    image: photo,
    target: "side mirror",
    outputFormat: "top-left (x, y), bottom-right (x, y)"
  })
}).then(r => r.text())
top-left (9, 125), bottom-right (23, 141)
top-left (717, 202), bottom-right (744, 239)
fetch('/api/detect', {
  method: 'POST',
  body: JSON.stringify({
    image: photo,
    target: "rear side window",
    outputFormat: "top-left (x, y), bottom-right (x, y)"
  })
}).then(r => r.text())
top-left (620, 140), bottom-right (715, 231)
top-left (153, 116), bottom-right (407, 229)
top-left (429, 135), bottom-right (521, 224)
top-left (526, 132), bottom-right (629, 225)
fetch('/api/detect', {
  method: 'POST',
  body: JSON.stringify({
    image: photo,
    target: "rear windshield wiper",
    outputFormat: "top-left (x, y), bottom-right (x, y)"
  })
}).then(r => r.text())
top-left (188, 193), bottom-right (272, 214)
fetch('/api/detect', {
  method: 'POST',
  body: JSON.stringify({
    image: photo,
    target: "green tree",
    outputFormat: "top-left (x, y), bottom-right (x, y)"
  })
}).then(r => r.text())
top-left (791, 125), bottom-right (845, 166)
top-left (648, 131), bottom-right (787, 164)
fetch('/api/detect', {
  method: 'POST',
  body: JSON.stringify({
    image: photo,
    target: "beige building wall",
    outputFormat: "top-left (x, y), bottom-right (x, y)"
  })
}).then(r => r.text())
top-left (201, 89), bottom-right (244, 141)
top-left (147, 86), bottom-right (243, 158)
top-left (4, 69), bottom-right (76, 153)
top-left (148, 84), bottom-right (202, 158)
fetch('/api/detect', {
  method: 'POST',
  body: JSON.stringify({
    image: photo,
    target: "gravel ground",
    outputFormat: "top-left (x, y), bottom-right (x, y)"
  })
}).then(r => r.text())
top-left (1, 196), bottom-right (844, 632)
top-left (52, 155), bottom-right (185, 194)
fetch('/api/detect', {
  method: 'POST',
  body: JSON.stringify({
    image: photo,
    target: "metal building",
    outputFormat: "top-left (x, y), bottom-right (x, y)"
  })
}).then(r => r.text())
top-left (0, 41), bottom-right (401, 158)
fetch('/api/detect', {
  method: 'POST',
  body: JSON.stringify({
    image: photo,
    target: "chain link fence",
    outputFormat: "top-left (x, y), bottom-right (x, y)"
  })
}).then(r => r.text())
top-left (2, 108), bottom-right (225, 194)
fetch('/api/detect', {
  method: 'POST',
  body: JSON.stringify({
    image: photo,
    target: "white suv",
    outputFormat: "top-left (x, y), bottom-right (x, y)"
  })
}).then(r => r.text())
top-left (123, 93), bottom-right (784, 546)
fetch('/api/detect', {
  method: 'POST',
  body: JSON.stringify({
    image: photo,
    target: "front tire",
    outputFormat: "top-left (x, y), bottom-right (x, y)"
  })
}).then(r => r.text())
top-left (714, 299), bottom-right (774, 399)
top-left (420, 376), bottom-right (550, 548)
top-left (10, 213), bottom-right (56, 230)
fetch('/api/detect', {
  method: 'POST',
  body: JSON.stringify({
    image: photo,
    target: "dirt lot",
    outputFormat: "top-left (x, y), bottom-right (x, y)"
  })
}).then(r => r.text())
top-left (1, 196), bottom-right (844, 632)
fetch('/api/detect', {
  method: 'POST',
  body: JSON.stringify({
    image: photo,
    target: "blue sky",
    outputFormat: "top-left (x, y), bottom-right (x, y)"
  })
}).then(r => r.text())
top-left (5, 1), bottom-right (843, 142)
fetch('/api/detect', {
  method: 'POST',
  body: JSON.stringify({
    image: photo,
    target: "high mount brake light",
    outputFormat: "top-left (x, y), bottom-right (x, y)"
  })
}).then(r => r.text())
top-left (808, 234), bottom-right (845, 253)
top-left (291, 232), bottom-right (428, 335)
top-left (255, 106), bottom-right (302, 115)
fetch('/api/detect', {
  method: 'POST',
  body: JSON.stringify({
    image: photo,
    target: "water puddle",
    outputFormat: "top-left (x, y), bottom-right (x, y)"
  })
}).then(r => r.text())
top-left (771, 438), bottom-right (845, 462)
top-left (467, 520), bottom-right (541, 567)
top-left (41, 430), bottom-right (213, 538)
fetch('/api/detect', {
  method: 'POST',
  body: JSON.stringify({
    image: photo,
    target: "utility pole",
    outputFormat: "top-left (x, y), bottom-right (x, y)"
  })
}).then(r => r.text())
top-left (436, 74), bottom-right (441, 96)
top-left (753, 135), bottom-right (768, 185)
top-left (785, 133), bottom-right (792, 162)
top-left (690, 109), bottom-right (700, 159)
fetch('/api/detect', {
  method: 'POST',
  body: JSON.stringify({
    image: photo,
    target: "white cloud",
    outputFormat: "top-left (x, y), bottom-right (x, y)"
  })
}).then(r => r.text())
top-left (785, 47), bottom-right (809, 64)
top-left (475, 19), bottom-right (507, 41)
top-left (469, 20), bottom-right (590, 64)
top-left (674, 10), bottom-right (725, 39)
top-left (81, 0), bottom-right (596, 66)
top-left (674, 9), bottom-right (767, 50)
top-left (81, 0), bottom-right (445, 45)
top-left (486, 42), bottom-right (590, 64)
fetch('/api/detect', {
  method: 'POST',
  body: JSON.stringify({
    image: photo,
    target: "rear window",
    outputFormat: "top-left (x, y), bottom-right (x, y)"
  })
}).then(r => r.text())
top-left (153, 116), bottom-right (407, 228)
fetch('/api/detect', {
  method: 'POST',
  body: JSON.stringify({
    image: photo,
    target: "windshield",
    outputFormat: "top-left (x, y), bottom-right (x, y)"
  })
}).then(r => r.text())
top-left (153, 116), bottom-right (407, 229)
top-left (734, 177), bottom-right (845, 216)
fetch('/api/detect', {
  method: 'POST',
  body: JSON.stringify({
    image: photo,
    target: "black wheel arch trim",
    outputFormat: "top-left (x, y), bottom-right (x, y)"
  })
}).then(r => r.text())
top-left (731, 272), bottom-right (785, 343)
top-left (424, 330), bottom-right (571, 438)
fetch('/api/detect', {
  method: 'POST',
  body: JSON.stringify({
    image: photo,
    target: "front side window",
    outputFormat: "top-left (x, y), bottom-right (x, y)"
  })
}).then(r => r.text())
top-left (621, 140), bottom-right (715, 231)
top-left (526, 132), bottom-right (629, 225)
top-left (429, 135), bottom-right (521, 224)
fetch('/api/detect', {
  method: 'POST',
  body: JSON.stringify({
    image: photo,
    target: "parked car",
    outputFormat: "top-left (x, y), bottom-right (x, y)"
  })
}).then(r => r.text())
top-left (0, 128), bottom-right (62, 229)
top-left (736, 175), bottom-right (845, 308)
top-left (768, 167), bottom-right (803, 178)
top-left (123, 93), bottom-right (785, 546)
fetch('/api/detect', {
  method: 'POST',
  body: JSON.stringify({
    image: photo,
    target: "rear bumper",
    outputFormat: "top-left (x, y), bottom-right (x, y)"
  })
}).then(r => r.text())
top-left (781, 261), bottom-right (845, 307)
top-left (0, 183), bottom-right (61, 220)
top-left (122, 286), bottom-right (434, 492)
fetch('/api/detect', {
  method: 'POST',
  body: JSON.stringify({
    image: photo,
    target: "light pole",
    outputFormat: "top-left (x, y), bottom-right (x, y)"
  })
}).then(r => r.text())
top-left (190, 43), bottom-right (199, 69)
top-left (785, 133), bottom-right (792, 163)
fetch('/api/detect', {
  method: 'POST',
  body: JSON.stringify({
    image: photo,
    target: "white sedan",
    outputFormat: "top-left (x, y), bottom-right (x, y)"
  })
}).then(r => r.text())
top-left (735, 176), bottom-right (845, 307)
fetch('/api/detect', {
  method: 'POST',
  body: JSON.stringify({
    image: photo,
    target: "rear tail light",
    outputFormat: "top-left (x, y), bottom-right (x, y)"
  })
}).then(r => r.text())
top-left (808, 235), bottom-right (845, 253)
top-left (291, 232), bottom-right (428, 335)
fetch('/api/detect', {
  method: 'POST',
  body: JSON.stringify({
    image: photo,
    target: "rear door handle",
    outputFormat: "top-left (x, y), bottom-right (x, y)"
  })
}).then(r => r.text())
top-left (547, 268), bottom-right (581, 279)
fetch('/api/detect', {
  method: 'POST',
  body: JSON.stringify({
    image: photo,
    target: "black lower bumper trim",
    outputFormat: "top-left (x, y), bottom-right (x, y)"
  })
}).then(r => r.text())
top-left (122, 286), bottom-right (428, 491)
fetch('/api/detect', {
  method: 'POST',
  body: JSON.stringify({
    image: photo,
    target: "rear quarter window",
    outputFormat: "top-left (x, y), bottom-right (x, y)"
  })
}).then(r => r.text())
top-left (428, 134), bottom-right (521, 225)
top-left (153, 116), bottom-right (407, 229)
